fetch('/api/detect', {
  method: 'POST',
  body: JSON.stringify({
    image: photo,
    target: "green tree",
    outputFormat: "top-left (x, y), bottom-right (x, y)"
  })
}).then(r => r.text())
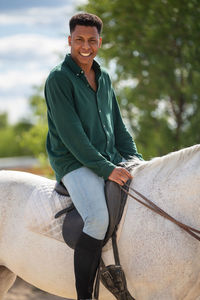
top-left (0, 112), bottom-right (8, 129)
top-left (80, 0), bottom-right (200, 158)
top-left (0, 117), bottom-right (32, 157)
top-left (21, 85), bottom-right (48, 162)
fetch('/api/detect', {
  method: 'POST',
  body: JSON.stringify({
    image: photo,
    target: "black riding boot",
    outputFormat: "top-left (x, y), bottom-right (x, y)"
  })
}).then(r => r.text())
top-left (74, 232), bottom-right (103, 300)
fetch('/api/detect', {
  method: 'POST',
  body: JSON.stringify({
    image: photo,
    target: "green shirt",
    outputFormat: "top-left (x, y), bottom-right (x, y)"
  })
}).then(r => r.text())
top-left (44, 54), bottom-right (142, 182)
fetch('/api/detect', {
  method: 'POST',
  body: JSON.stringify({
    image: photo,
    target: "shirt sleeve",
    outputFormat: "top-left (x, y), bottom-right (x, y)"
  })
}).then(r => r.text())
top-left (45, 72), bottom-right (116, 179)
top-left (112, 90), bottom-right (143, 160)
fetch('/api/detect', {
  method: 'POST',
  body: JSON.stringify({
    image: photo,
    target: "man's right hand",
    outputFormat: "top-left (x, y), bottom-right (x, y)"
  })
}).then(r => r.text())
top-left (108, 167), bottom-right (133, 186)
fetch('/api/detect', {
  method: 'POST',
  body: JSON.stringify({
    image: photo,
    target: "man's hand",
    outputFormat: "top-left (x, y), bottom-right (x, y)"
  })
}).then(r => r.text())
top-left (108, 167), bottom-right (133, 186)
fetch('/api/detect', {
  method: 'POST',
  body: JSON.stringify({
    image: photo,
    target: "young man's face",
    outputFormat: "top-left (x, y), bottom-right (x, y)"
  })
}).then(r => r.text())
top-left (68, 25), bottom-right (102, 69)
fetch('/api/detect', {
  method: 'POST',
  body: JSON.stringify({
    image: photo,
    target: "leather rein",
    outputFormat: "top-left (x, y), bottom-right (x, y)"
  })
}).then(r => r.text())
top-left (121, 184), bottom-right (200, 242)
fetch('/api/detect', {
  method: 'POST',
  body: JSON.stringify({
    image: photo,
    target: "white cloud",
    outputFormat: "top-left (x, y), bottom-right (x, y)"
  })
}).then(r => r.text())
top-left (76, 0), bottom-right (88, 4)
top-left (0, 34), bottom-right (69, 61)
top-left (0, 0), bottom-right (89, 124)
top-left (0, 96), bottom-right (31, 124)
top-left (0, 69), bottom-right (46, 90)
top-left (0, 34), bottom-right (70, 123)
top-left (0, 5), bottom-right (74, 26)
top-left (0, 34), bottom-right (70, 94)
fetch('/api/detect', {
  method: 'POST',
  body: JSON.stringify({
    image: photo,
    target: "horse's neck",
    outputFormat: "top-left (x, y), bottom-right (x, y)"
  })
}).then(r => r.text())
top-left (130, 148), bottom-right (200, 227)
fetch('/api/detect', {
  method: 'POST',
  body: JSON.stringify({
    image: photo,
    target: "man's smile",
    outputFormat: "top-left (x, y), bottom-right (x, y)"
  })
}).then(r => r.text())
top-left (80, 52), bottom-right (91, 57)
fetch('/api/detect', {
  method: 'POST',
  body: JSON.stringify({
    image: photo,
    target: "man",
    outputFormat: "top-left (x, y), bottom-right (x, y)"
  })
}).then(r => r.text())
top-left (45, 13), bottom-right (142, 300)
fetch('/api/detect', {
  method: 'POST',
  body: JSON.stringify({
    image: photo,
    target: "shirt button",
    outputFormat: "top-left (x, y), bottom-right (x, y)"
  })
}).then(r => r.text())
top-left (103, 125), bottom-right (106, 127)
top-left (80, 70), bottom-right (84, 74)
top-left (99, 109), bottom-right (101, 113)
top-left (76, 73), bottom-right (79, 76)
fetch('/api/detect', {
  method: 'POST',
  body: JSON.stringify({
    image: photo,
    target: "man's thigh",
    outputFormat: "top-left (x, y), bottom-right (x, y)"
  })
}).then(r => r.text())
top-left (62, 167), bottom-right (107, 222)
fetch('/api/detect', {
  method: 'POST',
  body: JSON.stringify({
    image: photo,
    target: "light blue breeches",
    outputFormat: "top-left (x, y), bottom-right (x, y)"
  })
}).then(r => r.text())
top-left (62, 167), bottom-right (109, 240)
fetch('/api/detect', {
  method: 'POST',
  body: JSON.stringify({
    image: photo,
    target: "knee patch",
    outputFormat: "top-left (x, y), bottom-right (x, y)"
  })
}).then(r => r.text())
top-left (84, 210), bottom-right (109, 239)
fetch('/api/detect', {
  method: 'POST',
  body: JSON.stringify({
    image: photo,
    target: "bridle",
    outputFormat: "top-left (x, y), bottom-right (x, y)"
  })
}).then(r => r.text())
top-left (121, 184), bottom-right (200, 242)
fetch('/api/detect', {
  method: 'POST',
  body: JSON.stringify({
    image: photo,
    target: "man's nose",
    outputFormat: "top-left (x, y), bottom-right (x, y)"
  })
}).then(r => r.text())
top-left (82, 41), bottom-right (90, 49)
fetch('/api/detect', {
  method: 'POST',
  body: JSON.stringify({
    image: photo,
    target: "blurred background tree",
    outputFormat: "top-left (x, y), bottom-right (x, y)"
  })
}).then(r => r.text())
top-left (1, 0), bottom-right (199, 162)
top-left (0, 112), bottom-right (32, 157)
top-left (20, 85), bottom-right (48, 165)
top-left (0, 85), bottom-right (47, 164)
top-left (79, 0), bottom-right (200, 159)
top-left (0, 86), bottom-right (51, 176)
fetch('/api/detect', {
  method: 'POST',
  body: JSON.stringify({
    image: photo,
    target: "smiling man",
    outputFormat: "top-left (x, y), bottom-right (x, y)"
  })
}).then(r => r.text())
top-left (44, 13), bottom-right (142, 300)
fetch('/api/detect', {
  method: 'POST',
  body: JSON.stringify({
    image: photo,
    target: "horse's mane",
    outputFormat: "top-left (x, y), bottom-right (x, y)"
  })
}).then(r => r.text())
top-left (128, 144), bottom-right (200, 176)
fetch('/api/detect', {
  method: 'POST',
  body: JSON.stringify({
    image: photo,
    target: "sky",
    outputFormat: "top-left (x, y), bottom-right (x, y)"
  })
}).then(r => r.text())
top-left (0, 0), bottom-right (87, 124)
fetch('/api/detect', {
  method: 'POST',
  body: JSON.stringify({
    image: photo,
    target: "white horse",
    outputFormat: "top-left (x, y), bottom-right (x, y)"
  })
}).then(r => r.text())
top-left (0, 144), bottom-right (200, 300)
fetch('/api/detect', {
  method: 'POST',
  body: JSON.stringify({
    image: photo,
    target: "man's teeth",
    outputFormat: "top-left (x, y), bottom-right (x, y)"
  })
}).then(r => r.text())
top-left (80, 53), bottom-right (90, 57)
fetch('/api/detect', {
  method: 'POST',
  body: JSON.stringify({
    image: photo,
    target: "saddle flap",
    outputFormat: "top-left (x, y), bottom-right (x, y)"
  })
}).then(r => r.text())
top-left (60, 179), bottom-right (130, 249)
top-left (103, 179), bottom-right (131, 245)
top-left (62, 208), bottom-right (84, 249)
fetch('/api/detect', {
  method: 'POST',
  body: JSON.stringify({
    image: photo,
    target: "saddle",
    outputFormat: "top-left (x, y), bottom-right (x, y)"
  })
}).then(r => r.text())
top-left (54, 162), bottom-right (137, 300)
top-left (54, 178), bottom-right (130, 249)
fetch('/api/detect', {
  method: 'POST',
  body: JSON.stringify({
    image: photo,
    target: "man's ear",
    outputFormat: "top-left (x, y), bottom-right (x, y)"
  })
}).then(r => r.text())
top-left (68, 35), bottom-right (71, 46)
top-left (99, 37), bottom-right (102, 48)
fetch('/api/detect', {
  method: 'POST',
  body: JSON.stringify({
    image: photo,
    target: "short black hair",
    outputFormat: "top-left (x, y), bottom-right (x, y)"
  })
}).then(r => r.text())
top-left (69, 13), bottom-right (103, 35)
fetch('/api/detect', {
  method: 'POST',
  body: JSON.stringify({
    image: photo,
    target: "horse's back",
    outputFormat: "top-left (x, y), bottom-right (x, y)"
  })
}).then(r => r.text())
top-left (0, 170), bottom-right (53, 224)
top-left (0, 170), bottom-right (72, 243)
top-left (0, 170), bottom-right (52, 188)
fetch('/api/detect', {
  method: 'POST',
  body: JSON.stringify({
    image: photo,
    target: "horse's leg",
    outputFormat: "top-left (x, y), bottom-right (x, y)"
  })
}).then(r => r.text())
top-left (0, 266), bottom-right (16, 300)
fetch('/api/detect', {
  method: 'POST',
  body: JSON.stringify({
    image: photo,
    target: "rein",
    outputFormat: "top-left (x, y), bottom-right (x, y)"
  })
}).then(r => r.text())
top-left (121, 184), bottom-right (200, 242)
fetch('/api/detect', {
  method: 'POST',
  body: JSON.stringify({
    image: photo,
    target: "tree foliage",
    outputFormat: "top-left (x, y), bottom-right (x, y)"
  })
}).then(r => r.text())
top-left (0, 113), bottom-right (32, 157)
top-left (0, 85), bottom-right (47, 160)
top-left (0, 113), bottom-right (8, 129)
top-left (79, 0), bottom-right (200, 158)
top-left (20, 85), bottom-right (48, 161)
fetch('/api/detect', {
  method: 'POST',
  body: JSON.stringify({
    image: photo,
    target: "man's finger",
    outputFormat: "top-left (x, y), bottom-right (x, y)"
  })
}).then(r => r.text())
top-left (120, 168), bottom-right (133, 178)
top-left (124, 170), bottom-right (133, 178)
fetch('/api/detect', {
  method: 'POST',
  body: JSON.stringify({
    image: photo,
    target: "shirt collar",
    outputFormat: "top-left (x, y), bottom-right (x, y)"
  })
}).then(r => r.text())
top-left (64, 54), bottom-right (101, 77)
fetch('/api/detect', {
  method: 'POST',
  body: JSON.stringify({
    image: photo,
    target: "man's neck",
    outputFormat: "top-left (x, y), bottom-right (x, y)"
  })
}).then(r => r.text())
top-left (79, 62), bottom-right (93, 76)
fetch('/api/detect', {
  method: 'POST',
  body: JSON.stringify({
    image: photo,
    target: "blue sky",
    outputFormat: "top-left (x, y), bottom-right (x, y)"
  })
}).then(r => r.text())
top-left (0, 0), bottom-right (87, 123)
